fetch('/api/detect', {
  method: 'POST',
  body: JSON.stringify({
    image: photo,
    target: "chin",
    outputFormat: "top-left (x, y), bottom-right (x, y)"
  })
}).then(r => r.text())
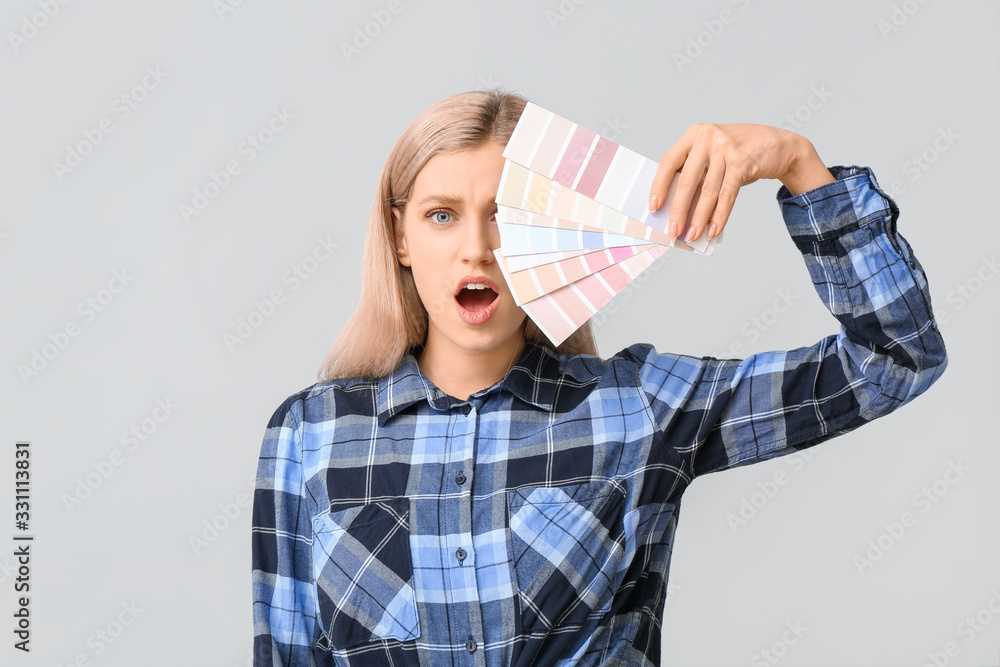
top-left (444, 320), bottom-right (522, 352)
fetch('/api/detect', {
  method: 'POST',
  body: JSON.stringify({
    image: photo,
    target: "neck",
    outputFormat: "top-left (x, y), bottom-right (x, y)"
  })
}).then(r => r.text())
top-left (416, 331), bottom-right (528, 402)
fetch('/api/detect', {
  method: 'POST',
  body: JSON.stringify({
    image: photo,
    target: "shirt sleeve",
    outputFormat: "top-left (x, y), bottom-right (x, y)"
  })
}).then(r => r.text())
top-left (626, 164), bottom-right (949, 479)
top-left (252, 396), bottom-right (329, 665)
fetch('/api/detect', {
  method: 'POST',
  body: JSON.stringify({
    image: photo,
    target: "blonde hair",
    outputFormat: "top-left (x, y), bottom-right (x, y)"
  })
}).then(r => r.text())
top-left (318, 88), bottom-right (598, 381)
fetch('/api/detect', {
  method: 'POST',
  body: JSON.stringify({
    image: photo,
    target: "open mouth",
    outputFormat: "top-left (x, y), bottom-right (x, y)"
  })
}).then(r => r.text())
top-left (454, 278), bottom-right (501, 325)
top-left (455, 284), bottom-right (499, 312)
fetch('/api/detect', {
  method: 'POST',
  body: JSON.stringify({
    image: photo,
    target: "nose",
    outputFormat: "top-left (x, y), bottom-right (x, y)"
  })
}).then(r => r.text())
top-left (459, 213), bottom-right (499, 265)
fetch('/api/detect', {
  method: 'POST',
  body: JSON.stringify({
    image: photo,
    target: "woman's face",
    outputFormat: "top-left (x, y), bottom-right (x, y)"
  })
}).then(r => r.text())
top-left (393, 140), bottom-right (526, 354)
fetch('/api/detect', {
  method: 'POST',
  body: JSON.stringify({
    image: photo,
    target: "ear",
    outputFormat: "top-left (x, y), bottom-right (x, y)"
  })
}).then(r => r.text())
top-left (392, 206), bottom-right (411, 267)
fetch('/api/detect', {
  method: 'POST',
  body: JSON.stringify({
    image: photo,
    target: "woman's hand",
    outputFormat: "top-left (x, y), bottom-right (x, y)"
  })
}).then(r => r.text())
top-left (648, 123), bottom-right (834, 243)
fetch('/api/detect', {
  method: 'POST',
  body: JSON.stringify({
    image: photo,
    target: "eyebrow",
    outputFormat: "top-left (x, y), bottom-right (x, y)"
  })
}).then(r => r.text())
top-left (416, 194), bottom-right (496, 207)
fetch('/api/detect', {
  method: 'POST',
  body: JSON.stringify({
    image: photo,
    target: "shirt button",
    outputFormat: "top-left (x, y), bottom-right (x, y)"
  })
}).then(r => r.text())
top-left (462, 404), bottom-right (471, 415)
top-left (455, 472), bottom-right (466, 485)
top-left (455, 548), bottom-right (466, 562)
top-left (466, 638), bottom-right (477, 653)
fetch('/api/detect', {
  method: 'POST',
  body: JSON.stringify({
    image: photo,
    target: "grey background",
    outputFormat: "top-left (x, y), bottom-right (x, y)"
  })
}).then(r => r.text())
top-left (1, 1), bottom-right (997, 665)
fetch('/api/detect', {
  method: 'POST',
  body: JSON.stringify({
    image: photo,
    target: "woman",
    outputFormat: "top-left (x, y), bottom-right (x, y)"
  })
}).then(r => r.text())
top-left (251, 89), bottom-right (947, 666)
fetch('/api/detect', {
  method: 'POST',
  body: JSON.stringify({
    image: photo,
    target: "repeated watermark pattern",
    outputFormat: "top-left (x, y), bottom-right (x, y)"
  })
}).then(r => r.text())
top-left (884, 126), bottom-right (959, 200)
top-left (223, 235), bottom-right (339, 352)
top-left (54, 600), bottom-right (143, 666)
top-left (774, 85), bottom-right (834, 132)
top-left (7, 0), bottom-right (74, 54)
top-left (877, 0), bottom-right (933, 40)
top-left (672, 0), bottom-right (755, 73)
top-left (339, 0), bottom-right (411, 63)
top-left (178, 106), bottom-right (294, 223)
top-left (188, 471), bottom-right (255, 556)
top-left (17, 269), bottom-right (135, 384)
top-left (749, 620), bottom-right (809, 667)
top-left (51, 65), bottom-right (168, 182)
top-left (214, 0), bottom-right (249, 21)
top-left (61, 398), bottom-right (179, 514)
top-left (725, 445), bottom-right (823, 534)
top-left (545, 0), bottom-right (591, 31)
top-left (919, 586), bottom-right (1000, 667)
top-left (853, 459), bottom-right (969, 576)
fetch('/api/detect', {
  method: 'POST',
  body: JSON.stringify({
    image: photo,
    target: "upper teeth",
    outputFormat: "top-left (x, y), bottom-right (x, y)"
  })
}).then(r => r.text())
top-left (465, 283), bottom-right (488, 290)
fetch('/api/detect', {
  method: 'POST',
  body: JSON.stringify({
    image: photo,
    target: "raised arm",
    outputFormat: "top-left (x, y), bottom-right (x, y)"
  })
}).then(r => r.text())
top-left (631, 161), bottom-right (947, 478)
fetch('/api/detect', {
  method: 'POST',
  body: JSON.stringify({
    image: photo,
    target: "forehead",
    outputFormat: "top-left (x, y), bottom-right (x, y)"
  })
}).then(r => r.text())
top-left (410, 141), bottom-right (506, 204)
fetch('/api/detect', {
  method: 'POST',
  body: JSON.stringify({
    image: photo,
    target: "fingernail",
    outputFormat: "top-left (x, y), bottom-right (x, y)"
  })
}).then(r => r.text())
top-left (669, 222), bottom-right (678, 238)
top-left (708, 224), bottom-right (718, 239)
top-left (649, 194), bottom-right (658, 211)
top-left (685, 226), bottom-right (696, 242)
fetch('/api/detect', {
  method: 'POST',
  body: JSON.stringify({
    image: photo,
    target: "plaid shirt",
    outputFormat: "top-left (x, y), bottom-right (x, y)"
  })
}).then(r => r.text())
top-left (252, 165), bottom-right (948, 666)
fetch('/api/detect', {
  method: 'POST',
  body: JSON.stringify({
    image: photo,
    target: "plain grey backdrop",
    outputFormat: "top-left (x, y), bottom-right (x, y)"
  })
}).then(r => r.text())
top-left (2, 1), bottom-right (998, 665)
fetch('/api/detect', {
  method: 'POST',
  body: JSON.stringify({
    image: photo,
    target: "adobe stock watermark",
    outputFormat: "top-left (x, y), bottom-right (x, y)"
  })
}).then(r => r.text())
top-left (750, 620), bottom-right (809, 667)
top-left (884, 125), bottom-right (959, 200)
top-left (725, 444), bottom-right (824, 534)
top-left (340, 0), bottom-right (412, 63)
top-left (853, 459), bottom-right (969, 576)
top-left (54, 600), bottom-right (143, 666)
top-left (588, 252), bottom-right (668, 335)
top-left (544, 0), bottom-right (590, 31)
top-left (714, 286), bottom-right (799, 359)
top-left (51, 65), bottom-right (168, 182)
top-left (189, 471), bottom-right (255, 556)
top-left (673, 0), bottom-right (755, 73)
top-left (0, 554), bottom-right (18, 586)
top-left (774, 85), bottom-right (833, 132)
top-left (17, 269), bottom-right (134, 384)
top-left (61, 398), bottom-right (179, 513)
top-left (223, 235), bottom-right (340, 352)
top-left (178, 106), bottom-right (293, 223)
top-left (920, 586), bottom-right (1000, 667)
top-left (214, 0), bottom-right (249, 20)
top-left (664, 579), bottom-right (682, 606)
top-left (476, 74), bottom-right (504, 91)
top-left (877, 0), bottom-right (932, 41)
top-left (935, 254), bottom-right (999, 330)
top-left (7, 0), bottom-right (73, 54)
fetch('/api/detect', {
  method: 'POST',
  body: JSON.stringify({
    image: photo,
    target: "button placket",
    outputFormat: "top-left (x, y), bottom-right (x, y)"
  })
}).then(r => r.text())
top-left (445, 399), bottom-right (483, 654)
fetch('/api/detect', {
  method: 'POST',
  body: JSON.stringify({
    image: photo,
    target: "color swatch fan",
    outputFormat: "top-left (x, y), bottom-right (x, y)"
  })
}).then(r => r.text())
top-left (494, 102), bottom-right (723, 346)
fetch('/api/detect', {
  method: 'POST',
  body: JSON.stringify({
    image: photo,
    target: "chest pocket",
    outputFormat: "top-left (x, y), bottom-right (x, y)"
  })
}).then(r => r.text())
top-left (506, 479), bottom-right (627, 631)
top-left (311, 497), bottom-right (420, 649)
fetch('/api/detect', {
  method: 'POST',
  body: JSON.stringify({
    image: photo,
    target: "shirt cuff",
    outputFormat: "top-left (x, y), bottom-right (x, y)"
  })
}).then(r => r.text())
top-left (776, 165), bottom-right (901, 243)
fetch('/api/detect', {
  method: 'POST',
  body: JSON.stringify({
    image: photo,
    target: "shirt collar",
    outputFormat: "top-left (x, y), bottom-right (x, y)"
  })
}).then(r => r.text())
top-left (376, 340), bottom-right (560, 425)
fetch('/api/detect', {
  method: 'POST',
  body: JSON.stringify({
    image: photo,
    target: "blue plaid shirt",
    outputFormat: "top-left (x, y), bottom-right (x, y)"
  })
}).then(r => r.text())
top-left (252, 165), bottom-right (948, 666)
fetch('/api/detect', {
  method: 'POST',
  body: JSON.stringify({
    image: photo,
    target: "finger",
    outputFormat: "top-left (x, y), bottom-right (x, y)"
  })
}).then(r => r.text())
top-left (668, 146), bottom-right (709, 239)
top-left (685, 156), bottom-right (727, 243)
top-left (706, 167), bottom-right (743, 239)
top-left (648, 125), bottom-right (697, 212)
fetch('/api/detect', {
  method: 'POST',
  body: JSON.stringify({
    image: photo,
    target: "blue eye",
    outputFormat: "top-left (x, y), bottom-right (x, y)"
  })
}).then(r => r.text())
top-left (427, 209), bottom-right (452, 225)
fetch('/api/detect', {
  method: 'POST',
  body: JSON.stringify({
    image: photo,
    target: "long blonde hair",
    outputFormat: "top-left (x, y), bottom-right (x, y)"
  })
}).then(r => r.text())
top-left (317, 88), bottom-right (598, 381)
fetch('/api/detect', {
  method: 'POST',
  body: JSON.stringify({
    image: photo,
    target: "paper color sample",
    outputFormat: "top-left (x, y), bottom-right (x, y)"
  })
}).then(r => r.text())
top-left (498, 221), bottom-right (653, 256)
top-left (495, 245), bottom-right (669, 346)
top-left (494, 102), bottom-right (724, 346)
top-left (502, 102), bottom-right (724, 254)
top-left (503, 247), bottom-right (596, 272)
top-left (503, 243), bottom-right (659, 305)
